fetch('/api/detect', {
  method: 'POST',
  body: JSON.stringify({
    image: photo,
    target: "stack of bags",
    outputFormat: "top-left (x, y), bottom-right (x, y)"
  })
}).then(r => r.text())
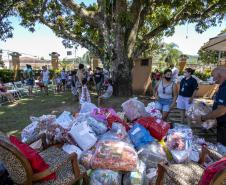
top-left (21, 98), bottom-right (199, 185)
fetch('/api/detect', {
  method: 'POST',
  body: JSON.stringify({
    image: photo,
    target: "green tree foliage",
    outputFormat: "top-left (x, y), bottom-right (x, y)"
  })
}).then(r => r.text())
top-left (1, 0), bottom-right (226, 94)
top-left (157, 43), bottom-right (182, 65)
top-left (198, 49), bottom-right (219, 64)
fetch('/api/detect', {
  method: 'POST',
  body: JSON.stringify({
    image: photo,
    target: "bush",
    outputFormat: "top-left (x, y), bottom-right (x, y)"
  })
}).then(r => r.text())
top-left (194, 71), bottom-right (211, 81)
top-left (0, 69), bottom-right (56, 83)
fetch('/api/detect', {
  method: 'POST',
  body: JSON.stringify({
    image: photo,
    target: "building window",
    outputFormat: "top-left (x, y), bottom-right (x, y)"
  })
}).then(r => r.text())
top-left (141, 59), bottom-right (149, 66)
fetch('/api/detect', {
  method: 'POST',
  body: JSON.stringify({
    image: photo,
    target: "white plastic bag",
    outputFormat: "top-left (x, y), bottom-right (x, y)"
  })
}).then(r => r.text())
top-left (80, 102), bottom-right (97, 114)
top-left (21, 121), bottom-right (39, 143)
top-left (69, 121), bottom-right (97, 151)
top-left (122, 98), bottom-right (147, 121)
top-left (56, 111), bottom-right (74, 130)
top-left (62, 144), bottom-right (82, 159)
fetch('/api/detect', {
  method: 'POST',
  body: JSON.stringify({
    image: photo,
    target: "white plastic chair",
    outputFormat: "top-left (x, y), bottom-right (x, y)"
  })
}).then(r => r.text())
top-left (4, 82), bottom-right (21, 99)
top-left (13, 81), bottom-right (29, 96)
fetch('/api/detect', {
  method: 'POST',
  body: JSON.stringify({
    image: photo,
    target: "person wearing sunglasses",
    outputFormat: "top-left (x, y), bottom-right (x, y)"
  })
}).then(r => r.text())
top-left (155, 69), bottom-right (178, 120)
top-left (177, 68), bottom-right (198, 122)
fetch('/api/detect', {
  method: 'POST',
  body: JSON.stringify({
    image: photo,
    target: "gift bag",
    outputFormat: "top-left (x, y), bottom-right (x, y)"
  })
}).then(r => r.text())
top-left (137, 117), bottom-right (170, 140)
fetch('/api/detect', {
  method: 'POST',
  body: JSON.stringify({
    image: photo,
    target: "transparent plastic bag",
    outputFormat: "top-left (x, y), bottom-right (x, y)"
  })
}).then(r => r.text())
top-left (99, 123), bottom-right (131, 144)
top-left (91, 108), bottom-right (117, 123)
top-left (79, 150), bottom-right (94, 170)
top-left (145, 102), bottom-right (162, 119)
top-left (138, 141), bottom-right (167, 169)
top-left (91, 140), bottom-right (138, 171)
top-left (186, 101), bottom-right (217, 129)
top-left (122, 98), bottom-right (147, 121)
top-left (90, 169), bottom-right (122, 185)
top-left (167, 128), bottom-right (193, 163)
top-left (86, 116), bottom-right (107, 135)
top-left (123, 160), bottom-right (146, 185)
top-left (80, 102), bottom-right (97, 114)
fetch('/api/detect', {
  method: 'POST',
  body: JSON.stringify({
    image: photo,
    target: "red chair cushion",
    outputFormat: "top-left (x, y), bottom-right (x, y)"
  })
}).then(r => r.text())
top-left (9, 135), bottom-right (56, 181)
top-left (199, 157), bottom-right (226, 185)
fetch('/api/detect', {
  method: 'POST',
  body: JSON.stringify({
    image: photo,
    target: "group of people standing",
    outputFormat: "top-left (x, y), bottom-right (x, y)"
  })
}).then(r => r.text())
top-left (68, 64), bottom-right (113, 106)
top-left (154, 67), bottom-right (198, 121)
top-left (154, 65), bottom-right (226, 147)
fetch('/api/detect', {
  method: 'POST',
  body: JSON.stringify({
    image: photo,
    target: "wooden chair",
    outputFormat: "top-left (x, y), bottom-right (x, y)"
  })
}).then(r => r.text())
top-left (167, 108), bottom-right (184, 124)
top-left (155, 145), bottom-right (225, 185)
top-left (0, 134), bottom-right (89, 185)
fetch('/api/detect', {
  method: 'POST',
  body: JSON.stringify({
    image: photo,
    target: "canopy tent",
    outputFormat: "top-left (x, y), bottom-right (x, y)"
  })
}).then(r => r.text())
top-left (202, 33), bottom-right (226, 51)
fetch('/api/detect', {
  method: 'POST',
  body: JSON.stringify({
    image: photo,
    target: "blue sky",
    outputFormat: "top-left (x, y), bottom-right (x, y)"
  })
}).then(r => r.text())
top-left (0, 0), bottom-right (225, 60)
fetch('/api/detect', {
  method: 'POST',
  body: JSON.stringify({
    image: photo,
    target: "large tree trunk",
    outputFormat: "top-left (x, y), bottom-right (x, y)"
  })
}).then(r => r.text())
top-left (111, 0), bottom-right (133, 97)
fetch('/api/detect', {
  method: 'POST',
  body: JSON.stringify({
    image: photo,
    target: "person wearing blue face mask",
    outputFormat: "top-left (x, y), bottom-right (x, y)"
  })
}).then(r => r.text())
top-left (197, 66), bottom-right (226, 146)
top-left (155, 69), bottom-right (178, 120)
top-left (177, 68), bottom-right (198, 122)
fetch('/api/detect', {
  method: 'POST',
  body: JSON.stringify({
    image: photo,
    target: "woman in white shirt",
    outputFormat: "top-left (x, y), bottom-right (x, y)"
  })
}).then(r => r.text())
top-left (155, 69), bottom-right (178, 120)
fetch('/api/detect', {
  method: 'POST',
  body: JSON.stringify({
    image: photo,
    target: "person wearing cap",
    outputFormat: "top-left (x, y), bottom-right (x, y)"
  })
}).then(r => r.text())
top-left (198, 66), bottom-right (226, 146)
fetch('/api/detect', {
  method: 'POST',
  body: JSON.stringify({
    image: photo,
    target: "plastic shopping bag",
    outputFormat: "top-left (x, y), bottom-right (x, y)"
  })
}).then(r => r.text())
top-left (138, 141), bottom-right (167, 169)
top-left (186, 101), bottom-right (217, 129)
top-left (69, 121), bottom-right (97, 151)
top-left (91, 108), bottom-right (117, 123)
top-left (91, 140), bottom-right (138, 171)
top-left (122, 98), bottom-right (147, 121)
top-left (90, 169), bottom-right (122, 185)
top-left (55, 111), bottom-right (74, 130)
top-left (123, 160), bottom-right (146, 185)
top-left (80, 102), bottom-right (97, 114)
top-left (137, 117), bottom-right (170, 140)
top-left (166, 127), bottom-right (193, 163)
top-left (128, 124), bottom-right (154, 149)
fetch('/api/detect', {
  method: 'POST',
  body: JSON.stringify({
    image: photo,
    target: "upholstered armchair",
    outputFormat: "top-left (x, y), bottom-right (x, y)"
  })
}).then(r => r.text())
top-left (155, 145), bottom-right (225, 185)
top-left (0, 134), bottom-right (89, 185)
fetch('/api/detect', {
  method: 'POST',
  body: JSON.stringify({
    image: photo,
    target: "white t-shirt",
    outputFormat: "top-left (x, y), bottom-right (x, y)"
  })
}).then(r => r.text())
top-left (42, 70), bottom-right (49, 82)
top-left (102, 85), bottom-right (113, 98)
top-left (172, 67), bottom-right (179, 81)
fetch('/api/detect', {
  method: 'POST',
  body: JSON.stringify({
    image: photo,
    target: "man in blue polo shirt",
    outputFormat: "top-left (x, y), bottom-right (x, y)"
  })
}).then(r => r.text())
top-left (199, 66), bottom-right (226, 146)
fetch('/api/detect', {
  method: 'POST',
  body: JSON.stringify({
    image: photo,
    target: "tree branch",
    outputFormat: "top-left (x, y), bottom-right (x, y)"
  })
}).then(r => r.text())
top-left (59, 0), bottom-right (102, 27)
top-left (39, 16), bottom-right (102, 58)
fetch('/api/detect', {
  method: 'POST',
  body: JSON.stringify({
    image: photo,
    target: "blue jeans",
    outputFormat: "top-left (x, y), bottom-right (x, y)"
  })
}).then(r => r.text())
top-left (156, 98), bottom-right (173, 112)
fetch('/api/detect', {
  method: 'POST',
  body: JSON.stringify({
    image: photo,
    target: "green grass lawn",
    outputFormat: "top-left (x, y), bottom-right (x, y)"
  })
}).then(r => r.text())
top-left (0, 91), bottom-right (151, 137)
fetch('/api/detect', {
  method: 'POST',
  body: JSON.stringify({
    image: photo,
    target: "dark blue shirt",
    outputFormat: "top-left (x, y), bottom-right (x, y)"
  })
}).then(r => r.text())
top-left (213, 80), bottom-right (226, 125)
top-left (179, 77), bottom-right (198, 97)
